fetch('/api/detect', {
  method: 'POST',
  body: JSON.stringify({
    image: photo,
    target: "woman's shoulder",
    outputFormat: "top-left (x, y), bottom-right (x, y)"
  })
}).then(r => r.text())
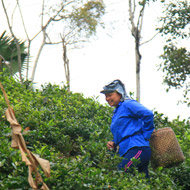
top-left (122, 99), bottom-right (143, 109)
top-left (123, 99), bottom-right (137, 105)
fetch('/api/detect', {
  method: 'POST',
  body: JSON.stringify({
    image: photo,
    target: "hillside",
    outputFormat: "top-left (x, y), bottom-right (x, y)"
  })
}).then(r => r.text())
top-left (0, 75), bottom-right (189, 190)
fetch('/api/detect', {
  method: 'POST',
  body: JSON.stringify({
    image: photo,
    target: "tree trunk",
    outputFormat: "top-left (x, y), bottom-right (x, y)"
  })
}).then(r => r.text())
top-left (128, 0), bottom-right (145, 102)
top-left (0, 57), bottom-right (3, 72)
top-left (1, 0), bottom-right (23, 83)
top-left (62, 38), bottom-right (70, 92)
top-left (31, 39), bottom-right (45, 82)
top-left (135, 40), bottom-right (141, 102)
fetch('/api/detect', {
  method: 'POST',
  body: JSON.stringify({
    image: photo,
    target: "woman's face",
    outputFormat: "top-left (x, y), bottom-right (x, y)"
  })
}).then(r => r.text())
top-left (105, 91), bottom-right (121, 107)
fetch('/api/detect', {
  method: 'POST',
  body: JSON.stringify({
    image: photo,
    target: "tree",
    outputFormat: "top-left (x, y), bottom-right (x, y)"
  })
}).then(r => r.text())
top-left (0, 31), bottom-right (27, 76)
top-left (128, 0), bottom-right (158, 102)
top-left (1, 0), bottom-right (28, 82)
top-left (1, 0), bottom-right (105, 91)
top-left (36, 0), bottom-right (105, 91)
top-left (157, 0), bottom-right (190, 105)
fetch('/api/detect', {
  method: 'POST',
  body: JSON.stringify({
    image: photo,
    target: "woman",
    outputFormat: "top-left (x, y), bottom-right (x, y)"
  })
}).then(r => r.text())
top-left (100, 79), bottom-right (154, 178)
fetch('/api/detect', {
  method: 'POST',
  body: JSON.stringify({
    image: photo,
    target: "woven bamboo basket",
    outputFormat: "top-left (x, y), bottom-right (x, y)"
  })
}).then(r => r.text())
top-left (150, 127), bottom-right (185, 169)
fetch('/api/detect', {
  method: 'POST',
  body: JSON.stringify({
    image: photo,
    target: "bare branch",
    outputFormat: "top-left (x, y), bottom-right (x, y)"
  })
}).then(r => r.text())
top-left (128, 0), bottom-right (136, 37)
top-left (31, 0), bottom-right (45, 82)
top-left (16, 0), bottom-right (31, 79)
top-left (31, 31), bottom-right (45, 82)
top-left (0, 55), bottom-right (7, 63)
top-left (11, 4), bottom-right (17, 27)
top-left (1, 0), bottom-right (23, 82)
top-left (31, 3), bottom-right (65, 41)
top-left (45, 41), bottom-right (62, 45)
top-left (137, 2), bottom-right (146, 32)
top-left (41, 0), bottom-right (45, 25)
top-left (16, 0), bottom-right (30, 40)
top-left (61, 35), bottom-right (70, 91)
top-left (141, 31), bottom-right (159, 46)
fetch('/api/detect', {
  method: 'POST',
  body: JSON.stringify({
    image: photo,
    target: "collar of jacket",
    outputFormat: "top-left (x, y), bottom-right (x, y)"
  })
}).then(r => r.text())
top-left (113, 101), bottom-right (123, 114)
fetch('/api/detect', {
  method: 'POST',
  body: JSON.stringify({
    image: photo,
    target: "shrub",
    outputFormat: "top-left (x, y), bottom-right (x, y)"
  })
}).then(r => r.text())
top-left (0, 75), bottom-right (189, 189)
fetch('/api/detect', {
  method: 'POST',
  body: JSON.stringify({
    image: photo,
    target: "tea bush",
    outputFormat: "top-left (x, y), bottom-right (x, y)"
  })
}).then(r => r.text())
top-left (0, 75), bottom-right (189, 189)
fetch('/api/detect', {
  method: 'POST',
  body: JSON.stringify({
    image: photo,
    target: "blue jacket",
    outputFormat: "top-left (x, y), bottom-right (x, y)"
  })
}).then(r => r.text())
top-left (110, 99), bottom-right (154, 157)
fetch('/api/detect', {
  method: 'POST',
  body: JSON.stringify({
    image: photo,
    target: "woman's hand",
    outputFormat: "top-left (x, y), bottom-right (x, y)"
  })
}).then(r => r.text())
top-left (107, 141), bottom-right (115, 150)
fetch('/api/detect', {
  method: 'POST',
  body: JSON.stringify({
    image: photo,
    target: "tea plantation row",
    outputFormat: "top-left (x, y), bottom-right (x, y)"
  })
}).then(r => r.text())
top-left (0, 75), bottom-right (190, 189)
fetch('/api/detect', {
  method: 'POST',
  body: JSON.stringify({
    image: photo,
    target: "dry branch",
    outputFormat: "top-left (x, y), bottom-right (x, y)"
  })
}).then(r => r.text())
top-left (0, 82), bottom-right (51, 190)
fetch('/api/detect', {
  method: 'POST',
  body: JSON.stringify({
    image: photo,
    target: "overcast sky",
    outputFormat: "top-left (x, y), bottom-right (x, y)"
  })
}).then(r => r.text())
top-left (1, 0), bottom-right (189, 120)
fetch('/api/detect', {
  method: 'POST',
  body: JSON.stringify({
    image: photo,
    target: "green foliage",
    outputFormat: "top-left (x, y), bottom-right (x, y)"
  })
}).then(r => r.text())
top-left (157, 0), bottom-right (190, 104)
top-left (69, 0), bottom-right (105, 37)
top-left (157, 1), bottom-right (190, 38)
top-left (138, 0), bottom-right (159, 6)
top-left (0, 76), bottom-right (189, 189)
top-left (0, 31), bottom-right (28, 76)
top-left (159, 45), bottom-right (190, 89)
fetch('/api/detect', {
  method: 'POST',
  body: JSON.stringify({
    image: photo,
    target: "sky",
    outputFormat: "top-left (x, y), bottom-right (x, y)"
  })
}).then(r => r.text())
top-left (1, 0), bottom-right (190, 121)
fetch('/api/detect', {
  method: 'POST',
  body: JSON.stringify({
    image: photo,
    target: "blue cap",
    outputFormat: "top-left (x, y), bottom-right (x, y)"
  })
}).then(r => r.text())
top-left (100, 79), bottom-right (130, 101)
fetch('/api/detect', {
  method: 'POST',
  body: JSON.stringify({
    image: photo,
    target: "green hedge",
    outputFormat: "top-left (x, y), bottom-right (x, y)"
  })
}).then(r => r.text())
top-left (0, 75), bottom-right (190, 190)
